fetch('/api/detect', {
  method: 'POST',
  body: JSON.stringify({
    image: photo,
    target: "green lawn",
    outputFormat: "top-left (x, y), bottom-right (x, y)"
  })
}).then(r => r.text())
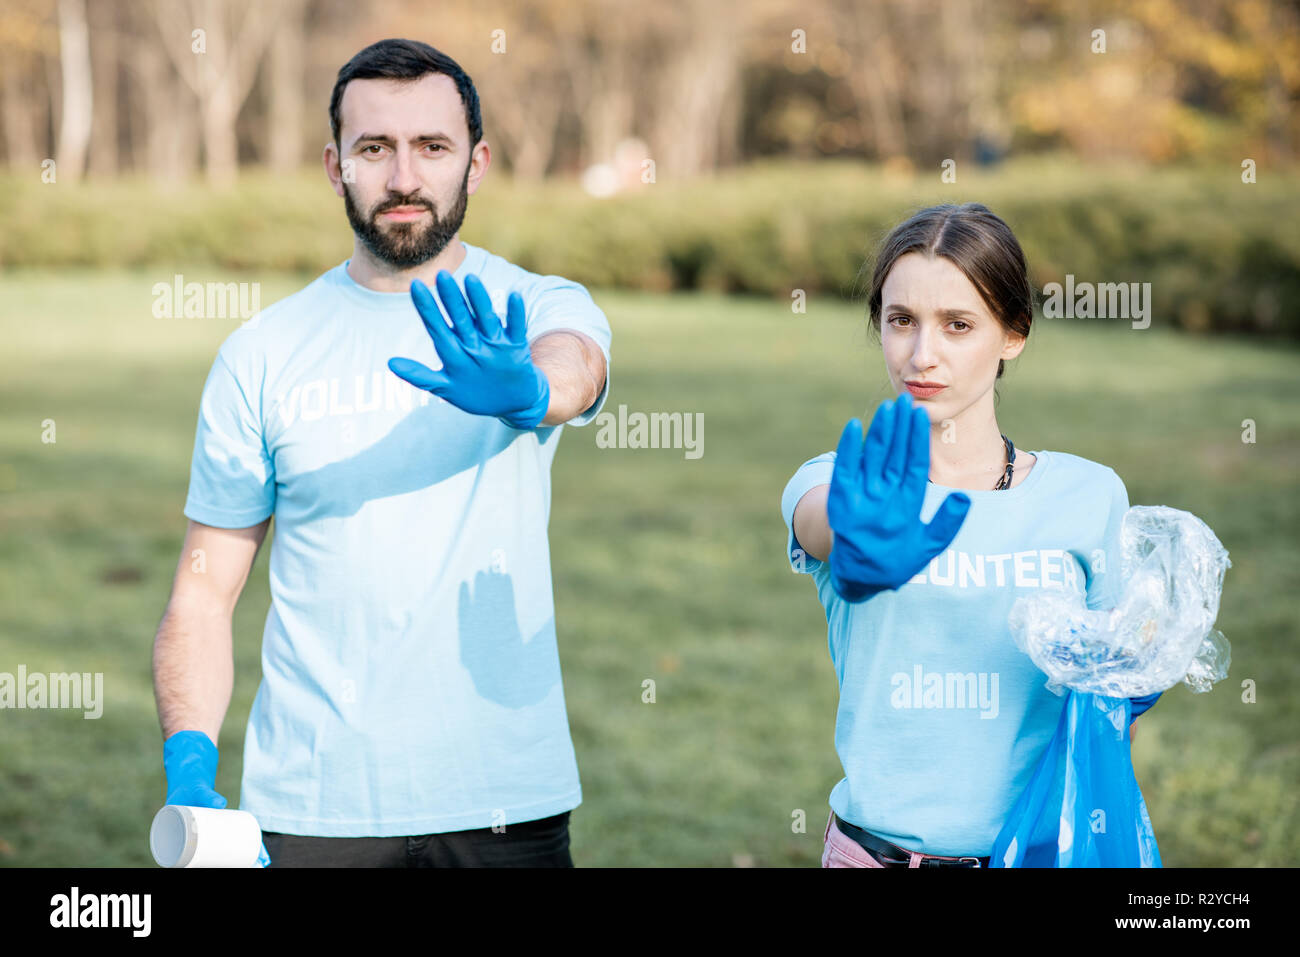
top-left (0, 268), bottom-right (1296, 866)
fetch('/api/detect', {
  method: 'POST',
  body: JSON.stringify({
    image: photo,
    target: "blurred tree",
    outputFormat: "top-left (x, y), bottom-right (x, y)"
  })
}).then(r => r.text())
top-left (266, 0), bottom-right (308, 173)
top-left (648, 0), bottom-right (744, 176)
top-left (831, 0), bottom-right (910, 161)
top-left (1006, 0), bottom-right (1298, 163)
top-left (55, 0), bottom-right (92, 181)
top-left (87, 0), bottom-right (120, 177)
top-left (149, 0), bottom-right (281, 185)
top-left (481, 0), bottom-right (575, 180)
top-left (377, 0), bottom-right (746, 179)
top-left (123, 0), bottom-right (199, 181)
top-left (0, 0), bottom-right (54, 169)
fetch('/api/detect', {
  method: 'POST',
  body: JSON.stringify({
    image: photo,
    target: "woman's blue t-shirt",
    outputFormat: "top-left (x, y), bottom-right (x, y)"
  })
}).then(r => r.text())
top-left (781, 448), bottom-right (1128, 857)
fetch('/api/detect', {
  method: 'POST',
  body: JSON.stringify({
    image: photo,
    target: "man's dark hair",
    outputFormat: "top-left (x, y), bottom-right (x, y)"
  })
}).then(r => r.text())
top-left (329, 38), bottom-right (482, 148)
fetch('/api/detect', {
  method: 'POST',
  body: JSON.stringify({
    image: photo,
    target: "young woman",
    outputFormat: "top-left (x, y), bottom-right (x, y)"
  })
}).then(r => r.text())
top-left (780, 203), bottom-right (1160, 868)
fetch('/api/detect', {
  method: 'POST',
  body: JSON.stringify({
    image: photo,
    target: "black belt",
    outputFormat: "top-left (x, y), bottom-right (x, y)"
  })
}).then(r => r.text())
top-left (833, 814), bottom-right (989, 868)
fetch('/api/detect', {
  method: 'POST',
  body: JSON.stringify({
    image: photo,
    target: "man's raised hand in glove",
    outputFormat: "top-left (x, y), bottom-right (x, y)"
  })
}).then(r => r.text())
top-left (388, 270), bottom-right (602, 430)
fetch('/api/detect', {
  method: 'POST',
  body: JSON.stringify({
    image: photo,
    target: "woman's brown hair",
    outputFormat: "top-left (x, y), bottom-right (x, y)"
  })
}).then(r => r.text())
top-left (862, 203), bottom-right (1034, 381)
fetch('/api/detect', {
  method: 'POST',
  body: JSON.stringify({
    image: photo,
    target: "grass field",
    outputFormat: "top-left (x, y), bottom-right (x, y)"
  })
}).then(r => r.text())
top-left (0, 268), bottom-right (1297, 866)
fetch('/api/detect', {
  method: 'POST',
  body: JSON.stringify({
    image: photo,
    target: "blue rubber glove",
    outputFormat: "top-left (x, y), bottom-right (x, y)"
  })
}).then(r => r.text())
top-left (827, 392), bottom-right (973, 602)
top-left (1129, 691), bottom-right (1162, 719)
top-left (388, 271), bottom-right (551, 430)
top-left (163, 730), bottom-right (270, 868)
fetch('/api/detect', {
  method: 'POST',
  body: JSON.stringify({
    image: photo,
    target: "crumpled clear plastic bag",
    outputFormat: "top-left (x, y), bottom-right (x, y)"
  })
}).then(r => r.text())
top-left (1008, 505), bottom-right (1232, 698)
top-left (991, 504), bottom-right (1231, 867)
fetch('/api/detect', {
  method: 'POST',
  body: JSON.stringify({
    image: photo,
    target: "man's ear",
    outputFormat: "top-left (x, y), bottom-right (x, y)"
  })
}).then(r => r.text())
top-left (323, 142), bottom-right (345, 198)
top-left (466, 140), bottom-right (491, 198)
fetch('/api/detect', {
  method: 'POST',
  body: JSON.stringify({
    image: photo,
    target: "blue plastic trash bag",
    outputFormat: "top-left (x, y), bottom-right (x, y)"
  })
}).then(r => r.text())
top-left (992, 505), bottom-right (1231, 868)
top-left (990, 691), bottom-right (1161, 867)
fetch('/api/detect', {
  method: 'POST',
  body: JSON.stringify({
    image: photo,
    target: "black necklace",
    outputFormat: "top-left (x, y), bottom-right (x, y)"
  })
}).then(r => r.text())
top-left (994, 434), bottom-right (1016, 490)
top-left (929, 435), bottom-right (1017, 489)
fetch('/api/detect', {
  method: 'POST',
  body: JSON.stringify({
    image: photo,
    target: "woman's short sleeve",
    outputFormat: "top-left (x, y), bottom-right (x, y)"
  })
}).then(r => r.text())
top-left (781, 453), bottom-right (836, 575)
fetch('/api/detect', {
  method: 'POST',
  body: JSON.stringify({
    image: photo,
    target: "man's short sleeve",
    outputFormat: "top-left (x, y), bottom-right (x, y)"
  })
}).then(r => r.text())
top-left (526, 277), bottom-right (612, 427)
top-left (183, 352), bottom-right (275, 528)
top-left (1085, 469), bottom-right (1130, 611)
top-left (781, 453), bottom-right (836, 575)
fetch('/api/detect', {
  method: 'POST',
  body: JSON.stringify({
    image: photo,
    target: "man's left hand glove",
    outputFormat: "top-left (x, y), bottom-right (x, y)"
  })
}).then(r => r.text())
top-left (163, 730), bottom-right (270, 868)
top-left (388, 271), bottom-right (551, 430)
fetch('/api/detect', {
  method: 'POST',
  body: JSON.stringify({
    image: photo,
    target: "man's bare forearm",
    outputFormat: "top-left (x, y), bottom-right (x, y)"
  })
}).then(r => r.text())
top-left (152, 598), bottom-right (234, 744)
top-left (531, 330), bottom-right (606, 426)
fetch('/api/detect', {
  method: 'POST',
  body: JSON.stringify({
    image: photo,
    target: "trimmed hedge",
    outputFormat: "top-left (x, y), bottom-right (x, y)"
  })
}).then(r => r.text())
top-left (3, 156), bottom-right (1297, 335)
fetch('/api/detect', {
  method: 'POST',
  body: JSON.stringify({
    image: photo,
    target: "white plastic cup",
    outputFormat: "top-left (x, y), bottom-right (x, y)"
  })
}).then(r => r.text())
top-left (150, 805), bottom-right (263, 868)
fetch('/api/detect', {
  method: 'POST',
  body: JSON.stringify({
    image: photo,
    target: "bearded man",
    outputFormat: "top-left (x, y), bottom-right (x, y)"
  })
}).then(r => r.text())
top-left (152, 38), bottom-right (611, 868)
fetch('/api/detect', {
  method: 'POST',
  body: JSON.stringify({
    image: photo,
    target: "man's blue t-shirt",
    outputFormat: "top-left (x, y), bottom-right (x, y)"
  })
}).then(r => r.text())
top-left (781, 447), bottom-right (1129, 856)
top-left (183, 242), bottom-right (611, 836)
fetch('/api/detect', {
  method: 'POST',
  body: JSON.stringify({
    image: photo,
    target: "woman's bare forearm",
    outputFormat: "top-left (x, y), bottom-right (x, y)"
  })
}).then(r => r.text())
top-left (793, 484), bottom-right (833, 562)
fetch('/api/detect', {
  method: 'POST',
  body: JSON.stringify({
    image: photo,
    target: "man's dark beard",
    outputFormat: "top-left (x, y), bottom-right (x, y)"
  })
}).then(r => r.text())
top-left (344, 170), bottom-right (469, 268)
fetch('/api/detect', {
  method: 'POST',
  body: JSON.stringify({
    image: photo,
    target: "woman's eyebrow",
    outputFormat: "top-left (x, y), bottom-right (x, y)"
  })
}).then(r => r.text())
top-left (884, 304), bottom-right (979, 318)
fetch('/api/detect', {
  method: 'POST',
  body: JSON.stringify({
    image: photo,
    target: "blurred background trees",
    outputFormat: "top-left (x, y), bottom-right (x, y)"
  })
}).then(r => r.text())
top-left (0, 0), bottom-right (1295, 181)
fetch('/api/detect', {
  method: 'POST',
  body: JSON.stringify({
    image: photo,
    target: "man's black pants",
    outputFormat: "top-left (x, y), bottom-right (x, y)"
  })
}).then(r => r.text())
top-left (262, 811), bottom-right (573, 867)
